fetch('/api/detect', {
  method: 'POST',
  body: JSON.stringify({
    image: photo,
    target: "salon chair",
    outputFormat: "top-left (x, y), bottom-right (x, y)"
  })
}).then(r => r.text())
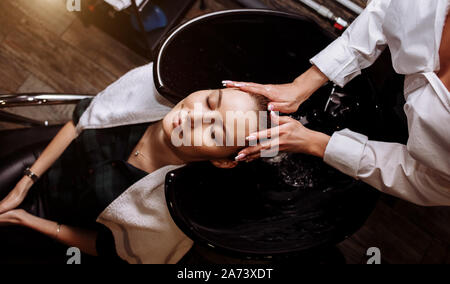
top-left (0, 9), bottom-right (405, 264)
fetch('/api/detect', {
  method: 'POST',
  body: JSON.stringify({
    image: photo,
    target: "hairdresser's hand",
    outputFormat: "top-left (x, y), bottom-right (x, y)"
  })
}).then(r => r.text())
top-left (0, 209), bottom-right (27, 226)
top-left (223, 65), bottom-right (329, 113)
top-left (0, 177), bottom-right (32, 215)
top-left (235, 112), bottom-right (331, 162)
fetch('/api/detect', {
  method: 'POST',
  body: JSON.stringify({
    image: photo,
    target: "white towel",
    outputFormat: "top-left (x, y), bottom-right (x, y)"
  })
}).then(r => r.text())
top-left (97, 165), bottom-right (193, 264)
top-left (75, 62), bottom-right (174, 135)
top-left (104, 0), bottom-right (145, 11)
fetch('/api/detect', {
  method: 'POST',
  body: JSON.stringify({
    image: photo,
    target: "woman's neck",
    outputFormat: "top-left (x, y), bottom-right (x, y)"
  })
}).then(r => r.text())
top-left (142, 122), bottom-right (187, 173)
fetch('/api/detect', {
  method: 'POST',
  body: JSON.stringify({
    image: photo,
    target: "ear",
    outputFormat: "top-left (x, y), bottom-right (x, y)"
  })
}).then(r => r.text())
top-left (211, 159), bottom-right (239, 169)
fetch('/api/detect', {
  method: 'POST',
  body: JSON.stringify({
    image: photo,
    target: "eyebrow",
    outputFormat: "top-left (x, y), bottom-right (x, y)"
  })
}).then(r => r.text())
top-left (216, 89), bottom-right (226, 139)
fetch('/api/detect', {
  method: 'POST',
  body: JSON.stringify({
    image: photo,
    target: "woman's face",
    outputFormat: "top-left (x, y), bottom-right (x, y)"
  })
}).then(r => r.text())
top-left (162, 88), bottom-right (266, 166)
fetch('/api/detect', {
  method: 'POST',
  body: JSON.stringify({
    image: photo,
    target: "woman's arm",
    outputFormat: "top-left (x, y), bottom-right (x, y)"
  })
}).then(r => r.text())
top-left (0, 209), bottom-right (99, 256)
top-left (18, 210), bottom-right (99, 256)
top-left (224, 65), bottom-right (329, 114)
top-left (0, 121), bottom-right (79, 214)
top-left (29, 121), bottom-right (78, 179)
top-left (225, 0), bottom-right (392, 113)
top-left (324, 129), bottom-right (450, 206)
top-left (18, 120), bottom-right (78, 189)
top-left (310, 0), bottom-right (391, 87)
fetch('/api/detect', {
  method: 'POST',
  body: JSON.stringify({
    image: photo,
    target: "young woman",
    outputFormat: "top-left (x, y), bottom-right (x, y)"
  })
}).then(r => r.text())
top-left (0, 63), bottom-right (269, 264)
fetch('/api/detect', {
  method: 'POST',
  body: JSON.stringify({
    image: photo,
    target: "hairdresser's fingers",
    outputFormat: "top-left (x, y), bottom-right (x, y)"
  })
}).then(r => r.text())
top-left (268, 102), bottom-right (294, 113)
top-left (245, 147), bottom-right (280, 162)
top-left (271, 112), bottom-right (293, 124)
top-left (270, 111), bottom-right (280, 126)
top-left (236, 138), bottom-right (280, 161)
top-left (246, 115), bottom-right (296, 144)
top-left (222, 80), bottom-right (254, 89)
top-left (246, 126), bottom-right (281, 143)
top-left (240, 85), bottom-right (276, 100)
top-left (222, 81), bottom-right (277, 101)
top-left (245, 113), bottom-right (292, 142)
top-left (222, 80), bottom-right (260, 88)
top-left (235, 145), bottom-right (262, 161)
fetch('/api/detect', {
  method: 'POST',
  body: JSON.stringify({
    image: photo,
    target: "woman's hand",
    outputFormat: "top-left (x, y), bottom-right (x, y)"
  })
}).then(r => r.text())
top-left (0, 177), bottom-right (33, 215)
top-left (0, 209), bottom-right (28, 226)
top-left (223, 65), bottom-right (329, 114)
top-left (235, 112), bottom-right (331, 162)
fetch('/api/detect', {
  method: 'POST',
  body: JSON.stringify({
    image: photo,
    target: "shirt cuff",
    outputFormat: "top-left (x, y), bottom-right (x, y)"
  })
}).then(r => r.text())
top-left (323, 129), bottom-right (368, 178)
top-left (310, 37), bottom-right (361, 88)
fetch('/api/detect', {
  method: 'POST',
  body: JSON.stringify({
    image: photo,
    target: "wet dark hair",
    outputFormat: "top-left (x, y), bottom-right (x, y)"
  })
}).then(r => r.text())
top-left (248, 93), bottom-right (272, 131)
top-left (248, 92), bottom-right (270, 111)
top-left (221, 93), bottom-right (271, 160)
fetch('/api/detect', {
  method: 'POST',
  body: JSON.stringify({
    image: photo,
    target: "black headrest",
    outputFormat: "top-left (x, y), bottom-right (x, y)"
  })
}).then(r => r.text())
top-left (154, 9), bottom-right (335, 104)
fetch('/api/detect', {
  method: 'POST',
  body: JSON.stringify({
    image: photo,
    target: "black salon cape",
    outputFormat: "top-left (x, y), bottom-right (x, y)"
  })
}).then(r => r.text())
top-left (35, 98), bottom-right (151, 262)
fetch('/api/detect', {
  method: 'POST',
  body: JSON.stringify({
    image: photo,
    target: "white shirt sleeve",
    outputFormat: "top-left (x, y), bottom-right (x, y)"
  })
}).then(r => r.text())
top-left (310, 0), bottom-right (392, 87)
top-left (313, 1), bottom-right (450, 206)
top-left (324, 129), bottom-right (450, 207)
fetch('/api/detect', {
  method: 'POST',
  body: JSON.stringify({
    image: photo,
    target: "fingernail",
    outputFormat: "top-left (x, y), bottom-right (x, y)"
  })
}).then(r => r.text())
top-left (235, 153), bottom-right (246, 161)
top-left (246, 135), bottom-right (257, 141)
top-left (268, 104), bottom-right (274, 111)
top-left (222, 80), bottom-right (232, 86)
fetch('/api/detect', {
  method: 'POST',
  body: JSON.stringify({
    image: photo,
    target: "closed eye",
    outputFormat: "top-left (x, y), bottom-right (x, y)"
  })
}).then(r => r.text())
top-left (206, 95), bottom-right (212, 110)
top-left (206, 90), bottom-right (222, 110)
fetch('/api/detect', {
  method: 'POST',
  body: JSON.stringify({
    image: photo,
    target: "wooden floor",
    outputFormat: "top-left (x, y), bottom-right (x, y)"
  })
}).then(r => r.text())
top-left (0, 0), bottom-right (448, 264)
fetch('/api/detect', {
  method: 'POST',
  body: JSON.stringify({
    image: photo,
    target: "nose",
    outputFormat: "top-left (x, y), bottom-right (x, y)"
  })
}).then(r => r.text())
top-left (185, 110), bottom-right (218, 128)
top-left (185, 110), bottom-right (202, 129)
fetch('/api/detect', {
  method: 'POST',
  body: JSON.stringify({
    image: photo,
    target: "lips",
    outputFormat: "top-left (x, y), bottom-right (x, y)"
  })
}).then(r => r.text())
top-left (172, 111), bottom-right (182, 129)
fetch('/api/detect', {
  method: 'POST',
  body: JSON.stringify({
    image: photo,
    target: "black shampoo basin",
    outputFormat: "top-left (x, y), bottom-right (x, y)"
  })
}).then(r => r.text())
top-left (155, 10), bottom-right (384, 258)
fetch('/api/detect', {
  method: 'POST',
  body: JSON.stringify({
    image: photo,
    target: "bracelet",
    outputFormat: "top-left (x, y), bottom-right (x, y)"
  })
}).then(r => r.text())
top-left (24, 167), bottom-right (39, 183)
top-left (54, 223), bottom-right (62, 239)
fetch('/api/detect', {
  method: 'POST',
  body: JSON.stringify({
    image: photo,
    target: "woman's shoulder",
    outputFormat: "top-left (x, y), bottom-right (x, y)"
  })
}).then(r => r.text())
top-left (72, 98), bottom-right (94, 126)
